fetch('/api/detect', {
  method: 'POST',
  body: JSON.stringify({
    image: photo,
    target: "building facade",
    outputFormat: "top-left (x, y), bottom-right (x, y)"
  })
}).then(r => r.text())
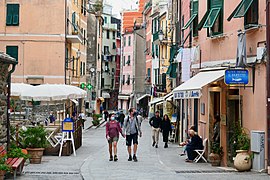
top-left (0, 0), bottom-right (87, 87)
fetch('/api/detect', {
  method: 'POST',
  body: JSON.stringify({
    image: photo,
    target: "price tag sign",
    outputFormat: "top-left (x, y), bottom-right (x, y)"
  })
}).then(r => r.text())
top-left (62, 118), bottom-right (74, 132)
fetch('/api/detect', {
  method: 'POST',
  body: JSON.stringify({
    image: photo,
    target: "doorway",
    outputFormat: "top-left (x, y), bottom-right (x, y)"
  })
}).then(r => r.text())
top-left (209, 90), bottom-right (221, 152)
top-left (227, 95), bottom-right (242, 166)
top-left (193, 99), bottom-right (199, 132)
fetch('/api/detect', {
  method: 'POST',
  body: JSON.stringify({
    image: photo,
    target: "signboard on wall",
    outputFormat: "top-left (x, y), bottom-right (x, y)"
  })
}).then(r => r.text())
top-left (173, 90), bottom-right (201, 99)
top-left (224, 69), bottom-right (249, 85)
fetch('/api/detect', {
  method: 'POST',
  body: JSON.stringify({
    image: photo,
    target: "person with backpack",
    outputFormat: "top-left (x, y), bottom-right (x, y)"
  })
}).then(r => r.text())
top-left (106, 113), bottom-right (125, 161)
top-left (122, 107), bottom-right (142, 162)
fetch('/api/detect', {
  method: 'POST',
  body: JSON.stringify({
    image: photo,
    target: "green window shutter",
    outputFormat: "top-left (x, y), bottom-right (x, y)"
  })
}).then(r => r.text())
top-left (170, 45), bottom-right (178, 62)
top-left (72, 12), bottom-right (76, 24)
top-left (170, 63), bottom-right (177, 78)
top-left (198, 10), bottom-right (210, 30)
top-left (12, 4), bottom-right (19, 25)
top-left (211, 0), bottom-right (223, 8)
top-left (6, 4), bottom-right (13, 25)
top-left (152, 43), bottom-right (155, 57)
top-left (166, 64), bottom-right (172, 75)
top-left (182, 14), bottom-right (197, 30)
top-left (234, 0), bottom-right (254, 18)
top-left (155, 45), bottom-right (158, 57)
top-left (6, 46), bottom-right (18, 62)
top-left (193, 0), bottom-right (199, 14)
top-left (203, 8), bottom-right (221, 28)
top-left (227, 1), bottom-right (243, 21)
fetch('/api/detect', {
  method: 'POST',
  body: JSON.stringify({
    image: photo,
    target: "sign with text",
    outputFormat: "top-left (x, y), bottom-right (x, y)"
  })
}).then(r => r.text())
top-left (173, 90), bottom-right (201, 99)
top-left (225, 69), bottom-right (249, 85)
top-left (62, 118), bottom-right (74, 132)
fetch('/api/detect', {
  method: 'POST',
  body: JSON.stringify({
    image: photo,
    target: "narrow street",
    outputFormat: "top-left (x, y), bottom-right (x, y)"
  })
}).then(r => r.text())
top-left (12, 120), bottom-right (270, 180)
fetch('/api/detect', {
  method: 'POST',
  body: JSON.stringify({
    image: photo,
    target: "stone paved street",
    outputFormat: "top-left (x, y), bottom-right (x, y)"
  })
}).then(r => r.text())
top-left (11, 120), bottom-right (270, 180)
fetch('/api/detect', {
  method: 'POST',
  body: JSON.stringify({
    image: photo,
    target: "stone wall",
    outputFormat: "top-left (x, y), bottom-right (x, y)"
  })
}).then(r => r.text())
top-left (0, 62), bottom-right (9, 144)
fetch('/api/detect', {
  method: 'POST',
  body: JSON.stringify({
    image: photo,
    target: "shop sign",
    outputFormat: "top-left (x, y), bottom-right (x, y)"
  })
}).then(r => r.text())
top-left (173, 90), bottom-right (201, 99)
top-left (62, 118), bottom-right (74, 132)
top-left (225, 69), bottom-right (249, 85)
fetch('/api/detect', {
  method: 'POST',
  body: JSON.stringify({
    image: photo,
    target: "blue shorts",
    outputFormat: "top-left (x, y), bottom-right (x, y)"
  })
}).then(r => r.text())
top-left (126, 133), bottom-right (138, 146)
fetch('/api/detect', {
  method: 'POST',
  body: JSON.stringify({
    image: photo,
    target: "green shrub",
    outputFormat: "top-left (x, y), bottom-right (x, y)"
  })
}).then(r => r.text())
top-left (19, 126), bottom-right (48, 148)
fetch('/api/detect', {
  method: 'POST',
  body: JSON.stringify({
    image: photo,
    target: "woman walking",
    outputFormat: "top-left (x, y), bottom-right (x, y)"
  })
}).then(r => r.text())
top-left (106, 113), bottom-right (125, 161)
top-left (161, 114), bottom-right (172, 148)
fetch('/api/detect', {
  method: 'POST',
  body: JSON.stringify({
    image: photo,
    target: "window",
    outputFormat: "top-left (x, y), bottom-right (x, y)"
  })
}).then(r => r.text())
top-left (122, 75), bottom-right (125, 85)
top-left (123, 36), bottom-right (126, 46)
top-left (72, 56), bottom-right (75, 77)
top-left (6, 46), bottom-right (18, 62)
top-left (83, 29), bottom-right (86, 45)
top-left (104, 46), bottom-right (109, 55)
top-left (123, 56), bottom-right (125, 66)
top-left (105, 62), bottom-right (109, 72)
top-left (155, 45), bottom-right (159, 57)
top-left (113, 42), bottom-right (116, 49)
top-left (111, 79), bottom-right (114, 88)
top-left (126, 75), bottom-right (130, 85)
top-left (227, 0), bottom-right (258, 28)
top-left (128, 36), bottom-right (131, 46)
top-left (106, 30), bottom-right (110, 39)
top-left (6, 4), bottom-right (19, 26)
top-left (126, 55), bottom-right (131, 65)
top-left (104, 17), bottom-right (107, 24)
top-left (113, 32), bottom-right (116, 39)
top-left (198, 0), bottom-right (223, 36)
top-left (98, 44), bottom-right (100, 59)
top-left (147, 68), bottom-right (151, 82)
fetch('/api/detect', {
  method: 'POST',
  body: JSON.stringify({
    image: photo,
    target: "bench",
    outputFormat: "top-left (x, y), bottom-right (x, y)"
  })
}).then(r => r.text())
top-left (0, 145), bottom-right (25, 179)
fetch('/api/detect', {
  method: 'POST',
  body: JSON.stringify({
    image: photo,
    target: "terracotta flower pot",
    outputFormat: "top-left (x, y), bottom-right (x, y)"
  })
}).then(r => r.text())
top-left (26, 148), bottom-right (45, 164)
top-left (234, 150), bottom-right (252, 172)
top-left (209, 153), bottom-right (221, 166)
top-left (0, 170), bottom-right (5, 180)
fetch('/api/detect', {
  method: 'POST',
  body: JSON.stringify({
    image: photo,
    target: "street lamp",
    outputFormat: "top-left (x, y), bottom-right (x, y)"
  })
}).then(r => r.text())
top-left (76, 49), bottom-right (81, 59)
top-left (159, 30), bottom-right (164, 41)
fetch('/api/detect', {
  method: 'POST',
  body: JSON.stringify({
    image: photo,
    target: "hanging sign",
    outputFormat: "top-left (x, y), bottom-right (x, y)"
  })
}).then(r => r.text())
top-left (225, 69), bottom-right (249, 85)
top-left (173, 90), bottom-right (201, 99)
top-left (62, 118), bottom-right (74, 132)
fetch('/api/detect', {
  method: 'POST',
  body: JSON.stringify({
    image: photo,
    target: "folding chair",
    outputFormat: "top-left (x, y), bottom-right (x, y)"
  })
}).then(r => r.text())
top-left (193, 138), bottom-right (208, 163)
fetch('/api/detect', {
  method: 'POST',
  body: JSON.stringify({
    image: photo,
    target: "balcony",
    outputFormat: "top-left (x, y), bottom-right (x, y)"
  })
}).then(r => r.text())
top-left (103, 23), bottom-right (117, 30)
top-left (66, 31), bottom-right (83, 44)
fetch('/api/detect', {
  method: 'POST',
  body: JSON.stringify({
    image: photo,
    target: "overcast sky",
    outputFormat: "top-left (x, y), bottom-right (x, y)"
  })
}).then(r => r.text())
top-left (104, 0), bottom-right (138, 17)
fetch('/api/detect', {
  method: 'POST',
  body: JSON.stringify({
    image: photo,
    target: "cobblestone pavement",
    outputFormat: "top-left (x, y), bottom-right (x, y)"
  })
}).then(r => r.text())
top-left (11, 119), bottom-right (270, 180)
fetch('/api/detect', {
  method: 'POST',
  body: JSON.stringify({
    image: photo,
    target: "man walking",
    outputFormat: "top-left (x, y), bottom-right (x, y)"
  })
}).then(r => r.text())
top-left (149, 111), bottom-right (162, 148)
top-left (123, 108), bottom-right (142, 162)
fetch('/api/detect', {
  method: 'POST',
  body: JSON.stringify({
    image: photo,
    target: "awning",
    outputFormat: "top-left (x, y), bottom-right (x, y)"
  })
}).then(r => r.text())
top-left (167, 94), bottom-right (173, 101)
top-left (102, 92), bottom-right (110, 99)
top-left (71, 99), bottom-right (79, 106)
top-left (136, 94), bottom-right (150, 104)
top-left (149, 97), bottom-right (164, 106)
top-left (173, 70), bottom-right (225, 99)
top-left (164, 92), bottom-right (173, 101)
top-left (156, 101), bottom-right (163, 106)
top-left (118, 95), bottom-right (129, 100)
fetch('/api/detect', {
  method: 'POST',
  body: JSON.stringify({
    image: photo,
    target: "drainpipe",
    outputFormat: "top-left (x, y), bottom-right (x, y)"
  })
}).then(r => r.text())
top-left (7, 64), bottom-right (16, 149)
top-left (266, 0), bottom-right (270, 168)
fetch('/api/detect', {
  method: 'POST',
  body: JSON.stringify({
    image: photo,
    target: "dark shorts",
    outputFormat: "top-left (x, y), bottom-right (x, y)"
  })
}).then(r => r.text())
top-left (126, 133), bottom-right (138, 146)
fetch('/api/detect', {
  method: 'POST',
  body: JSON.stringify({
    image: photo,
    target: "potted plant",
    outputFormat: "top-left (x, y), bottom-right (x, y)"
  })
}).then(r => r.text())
top-left (92, 114), bottom-right (101, 126)
top-left (209, 143), bottom-right (223, 166)
top-left (0, 156), bottom-right (10, 180)
top-left (232, 128), bottom-right (251, 171)
top-left (19, 126), bottom-right (48, 164)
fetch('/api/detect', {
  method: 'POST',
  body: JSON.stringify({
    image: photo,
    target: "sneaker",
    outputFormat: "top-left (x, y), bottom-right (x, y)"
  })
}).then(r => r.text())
top-left (114, 155), bottom-right (118, 162)
top-left (155, 144), bottom-right (158, 148)
top-left (109, 155), bottom-right (113, 161)
top-left (133, 155), bottom-right (138, 162)
top-left (128, 155), bottom-right (132, 161)
top-left (152, 142), bottom-right (155, 147)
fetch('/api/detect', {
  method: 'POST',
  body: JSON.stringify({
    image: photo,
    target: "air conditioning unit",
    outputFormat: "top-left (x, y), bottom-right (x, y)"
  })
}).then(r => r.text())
top-left (257, 47), bottom-right (266, 61)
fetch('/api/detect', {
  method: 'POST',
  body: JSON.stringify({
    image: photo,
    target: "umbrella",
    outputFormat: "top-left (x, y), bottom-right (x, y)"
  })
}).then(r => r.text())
top-left (20, 84), bottom-right (87, 101)
top-left (11, 83), bottom-right (33, 97)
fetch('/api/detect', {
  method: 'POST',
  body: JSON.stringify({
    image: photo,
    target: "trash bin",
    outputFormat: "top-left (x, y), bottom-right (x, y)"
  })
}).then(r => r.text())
top-left (251, 130), bottom-right (265, 171)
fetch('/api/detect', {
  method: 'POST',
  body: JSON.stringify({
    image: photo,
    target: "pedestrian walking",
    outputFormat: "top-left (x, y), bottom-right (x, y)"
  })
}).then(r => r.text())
top-left (103, 110), bottom-right (109, 122)
top-left (118, 110), bottom-right (125, 128)
top-left (160, 114), bottom-right (172, 148)
top-left (106, 113), bottom-right (125, 161)
top-left (123, 108), bottom-right (142, 162)
top-left (149, 111), bottom-right (162, 148)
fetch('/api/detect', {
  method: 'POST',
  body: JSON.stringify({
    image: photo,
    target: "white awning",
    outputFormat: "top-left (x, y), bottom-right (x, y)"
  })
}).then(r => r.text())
top-left (166, 94), bottom-right (173, 101)
top-left (118, 95), bottom-right (129, 100)
top-left (163, 92), bottom-right (173, 100)
top-left (71, 99), bottom-right (79, 106)
top-left (149, 98), bottom-right (164, 106)
top-left (102, 92), bottom-right (110, 99)
top-left (156, 101), bottom-right (163, 106)
top-left (173, 70), bottom-right (225, 99)
top-left (136, 94), bottom-right (150, 104)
